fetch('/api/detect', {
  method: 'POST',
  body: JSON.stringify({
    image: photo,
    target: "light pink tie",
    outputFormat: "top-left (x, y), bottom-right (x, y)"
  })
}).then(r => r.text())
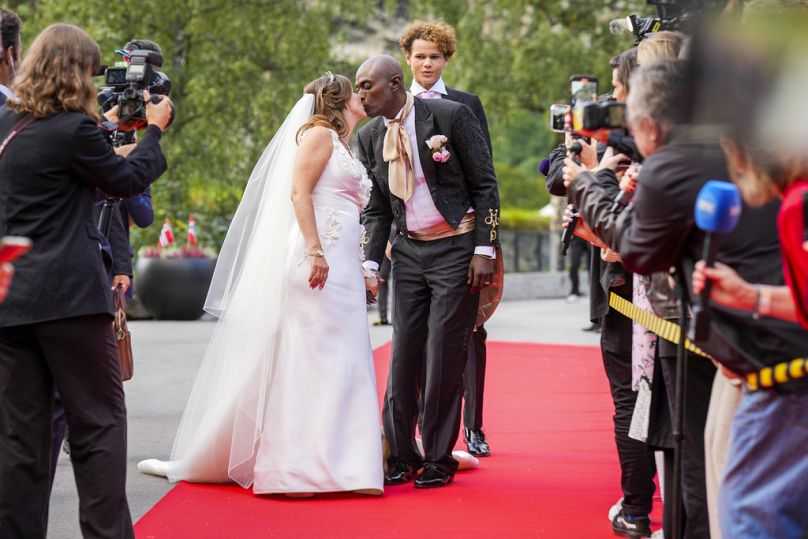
top-left (417, 90), bottom-right (441, 100)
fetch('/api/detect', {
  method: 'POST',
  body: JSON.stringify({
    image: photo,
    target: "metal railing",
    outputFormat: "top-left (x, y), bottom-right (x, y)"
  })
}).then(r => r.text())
top-left (498, 230), bottom-right (557, 273)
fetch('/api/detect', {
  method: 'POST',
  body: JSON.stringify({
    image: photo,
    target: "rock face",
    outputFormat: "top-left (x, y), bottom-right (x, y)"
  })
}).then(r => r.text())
top-left (331, 15), bottom-right (410, 63)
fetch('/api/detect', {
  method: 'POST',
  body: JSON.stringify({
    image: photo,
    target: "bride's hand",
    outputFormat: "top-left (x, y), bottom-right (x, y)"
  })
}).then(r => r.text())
top-left (309, 254), bottom-right (329, 290)
top-left (365, 276), bottom-right (382, 304)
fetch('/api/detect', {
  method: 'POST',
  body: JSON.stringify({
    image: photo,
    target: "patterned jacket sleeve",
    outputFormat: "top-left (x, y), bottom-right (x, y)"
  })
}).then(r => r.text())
top-left (357, 126), bottom-right (394, 266)
top-left (450, 104), bottom-right (500, 247)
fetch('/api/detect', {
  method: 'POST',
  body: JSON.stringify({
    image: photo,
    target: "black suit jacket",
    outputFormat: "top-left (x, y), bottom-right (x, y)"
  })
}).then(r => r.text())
top-left (444, 87), bottom-right (492, 157)
top-left (0, 109), bottom-right (167, 326)
top-left (357, 97), bottom-right (500, 267)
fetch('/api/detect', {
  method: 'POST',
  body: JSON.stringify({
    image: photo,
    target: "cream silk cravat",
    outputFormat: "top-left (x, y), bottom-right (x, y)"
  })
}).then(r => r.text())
top-left (383, 92), bottom-right (416, 202)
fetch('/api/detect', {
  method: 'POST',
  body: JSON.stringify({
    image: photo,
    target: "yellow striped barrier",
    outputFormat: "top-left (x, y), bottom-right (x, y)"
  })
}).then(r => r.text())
top-left (608, 292), bottom-right (807, 391)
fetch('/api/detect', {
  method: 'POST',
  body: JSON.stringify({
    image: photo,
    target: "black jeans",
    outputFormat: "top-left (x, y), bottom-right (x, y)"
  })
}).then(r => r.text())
top-left (0, 315), bottom-right (134, 539)
top-left (600, 307), bottom-right (657, 517)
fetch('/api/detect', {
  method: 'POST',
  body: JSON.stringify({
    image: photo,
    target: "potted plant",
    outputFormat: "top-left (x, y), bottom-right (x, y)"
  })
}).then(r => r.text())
top-left (135, 217), bottom-right (217, 320)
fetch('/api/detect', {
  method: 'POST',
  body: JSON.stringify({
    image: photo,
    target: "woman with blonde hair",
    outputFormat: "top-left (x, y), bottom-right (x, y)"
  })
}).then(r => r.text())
top-left (637, 31), bottom-right (686, 64)
top-left (0, 23), bottom-right (172, 538)
top-left (138, 73), bottom-right (386, 496)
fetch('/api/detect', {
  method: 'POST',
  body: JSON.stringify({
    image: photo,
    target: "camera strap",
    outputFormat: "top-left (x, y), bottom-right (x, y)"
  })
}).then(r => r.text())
top-left (0, 113), bottom-right (34, 160)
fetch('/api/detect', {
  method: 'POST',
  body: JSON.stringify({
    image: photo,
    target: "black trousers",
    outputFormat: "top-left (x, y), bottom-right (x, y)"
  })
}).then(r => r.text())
top-left (600, 307), bottom-right (657, 517)
top-left (658, 339), bottom-right (715, 539)
top-left (462, 325), bottom-right (487, 431)
top-left (383, 232), bottom-right (478, 474)
top-left (417, 323), bottom-right (487, 434)
top-left (568, 236), bottom-right (588, 296)
top-left (0, 315), bottom-right (133, 539)
top-left (377, 256), bottom-right (391, 320)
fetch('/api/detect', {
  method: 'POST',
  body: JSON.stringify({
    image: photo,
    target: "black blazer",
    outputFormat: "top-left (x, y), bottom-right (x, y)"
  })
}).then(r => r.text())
top-left (357, 97), bottom-right (500, 266)
top-left (444, 87), bottom-right (492, 157)
top-left (0, 109), bottom-right (167, 326)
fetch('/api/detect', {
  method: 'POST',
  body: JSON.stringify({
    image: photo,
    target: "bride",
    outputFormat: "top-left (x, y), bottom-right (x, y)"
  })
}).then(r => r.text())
top-left (138, 73), bottom-right (384, 495)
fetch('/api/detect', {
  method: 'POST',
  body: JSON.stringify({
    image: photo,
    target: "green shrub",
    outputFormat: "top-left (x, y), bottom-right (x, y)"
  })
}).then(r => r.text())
top-left (500, 207), bottom-right (550, 231)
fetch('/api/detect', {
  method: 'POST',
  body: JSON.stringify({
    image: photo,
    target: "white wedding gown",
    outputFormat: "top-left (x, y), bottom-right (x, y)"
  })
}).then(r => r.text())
top-left (140, 128), bottom-right (383, 495)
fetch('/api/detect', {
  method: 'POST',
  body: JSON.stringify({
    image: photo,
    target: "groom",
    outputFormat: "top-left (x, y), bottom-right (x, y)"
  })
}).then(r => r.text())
top-left (356, 55), bottom-right (499, 488)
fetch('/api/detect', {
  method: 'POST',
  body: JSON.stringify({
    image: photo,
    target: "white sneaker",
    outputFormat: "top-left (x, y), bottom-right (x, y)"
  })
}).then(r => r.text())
top-left (452, 450), bottom-right (480, 471)
top-left (566, 294), bottom-right (580, 304)
top-left (138, 459), bottom-right (171, 477)
top-left (608, 496), bottom-right (624, 522)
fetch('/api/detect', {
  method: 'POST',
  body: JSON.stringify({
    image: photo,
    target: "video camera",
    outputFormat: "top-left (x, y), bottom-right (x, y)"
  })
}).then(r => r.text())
top-left (609, 0), bottom-right (726, 43)
top-left (96, 49), bottom-right (173, 143)
top-left (549, 75), bottom-right (640, 162)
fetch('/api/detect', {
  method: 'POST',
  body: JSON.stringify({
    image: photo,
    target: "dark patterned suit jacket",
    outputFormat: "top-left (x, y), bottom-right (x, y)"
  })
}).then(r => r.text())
top-left (357, 97), bottom-right (500, 267)
top-left (444, 87), bottom-right (492, 157)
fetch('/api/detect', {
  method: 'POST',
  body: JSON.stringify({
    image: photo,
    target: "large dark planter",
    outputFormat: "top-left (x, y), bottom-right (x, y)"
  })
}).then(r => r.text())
top-left (135, 257), bottom-right (217, 320)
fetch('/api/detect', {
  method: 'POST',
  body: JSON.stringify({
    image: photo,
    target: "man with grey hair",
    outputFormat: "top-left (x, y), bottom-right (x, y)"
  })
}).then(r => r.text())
top-left (564, 57), bottom-right (788, 539)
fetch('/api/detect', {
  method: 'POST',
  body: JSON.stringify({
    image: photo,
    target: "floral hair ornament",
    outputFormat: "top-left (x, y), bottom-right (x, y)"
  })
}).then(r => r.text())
top-left (325, 70), bottom-right (335, 83)
top-left (425, 134), bottom-right (450, 163)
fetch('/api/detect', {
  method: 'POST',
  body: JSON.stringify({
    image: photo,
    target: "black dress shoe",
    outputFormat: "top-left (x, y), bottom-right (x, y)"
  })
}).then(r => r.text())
top-left (464, 428), bottom-right (491, 457)
top-left (414, 463), bottom-right (453, 488)
top-left (384, 462), bottom-right (419, 485)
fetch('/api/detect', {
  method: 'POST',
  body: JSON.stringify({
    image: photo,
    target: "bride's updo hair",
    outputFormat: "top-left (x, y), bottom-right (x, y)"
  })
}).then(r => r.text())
top-left (296, 72), bottom-right (353, 143)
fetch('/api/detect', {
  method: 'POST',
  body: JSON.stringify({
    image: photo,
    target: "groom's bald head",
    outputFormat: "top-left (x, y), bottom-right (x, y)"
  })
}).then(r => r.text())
top-left (356, 54), bottom-right (407, 119)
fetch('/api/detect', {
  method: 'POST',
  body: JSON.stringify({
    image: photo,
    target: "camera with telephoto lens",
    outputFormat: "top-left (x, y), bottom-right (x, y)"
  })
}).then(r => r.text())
top-left (609, 0), bottom-right (726, 43)
top-left (96, 49), bottom-right (173, 142)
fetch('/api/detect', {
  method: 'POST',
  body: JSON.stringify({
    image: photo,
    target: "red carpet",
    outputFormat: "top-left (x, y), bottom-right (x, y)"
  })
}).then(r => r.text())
top-left (135, 341), bottom-right (662, 538)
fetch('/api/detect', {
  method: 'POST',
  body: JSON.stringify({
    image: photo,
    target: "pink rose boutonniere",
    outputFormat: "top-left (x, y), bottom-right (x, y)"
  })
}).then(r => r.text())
top-left (425, 135), bottom-right (450, 163)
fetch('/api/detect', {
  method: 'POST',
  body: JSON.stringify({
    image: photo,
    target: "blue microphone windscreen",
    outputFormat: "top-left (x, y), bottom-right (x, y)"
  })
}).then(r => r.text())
top-left (694, 180), bottom-right (742, 233)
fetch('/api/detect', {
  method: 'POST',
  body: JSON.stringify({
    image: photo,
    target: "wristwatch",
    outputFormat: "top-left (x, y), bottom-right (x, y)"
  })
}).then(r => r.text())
top-left (306, 247), bottom-right (324, 257)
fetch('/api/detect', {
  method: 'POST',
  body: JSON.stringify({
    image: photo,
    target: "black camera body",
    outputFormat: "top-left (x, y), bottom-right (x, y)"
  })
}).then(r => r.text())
top-left (610, 0), bottom-right (725, 42)
top-left (573, 101), bottom-right (627, 134)
top-left (97, 49), bottom-right (172, 135)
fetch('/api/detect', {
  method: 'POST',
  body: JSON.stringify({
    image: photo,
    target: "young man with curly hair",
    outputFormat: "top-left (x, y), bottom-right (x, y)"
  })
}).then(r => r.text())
top-left (399, 20), bottom-right (495, 458)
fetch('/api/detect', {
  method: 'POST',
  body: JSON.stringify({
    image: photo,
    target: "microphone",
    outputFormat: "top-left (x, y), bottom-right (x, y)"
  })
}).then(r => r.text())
top-left (692, 180), bottom-right (742, 341)
top-left (609, 17), bottom-right (633, 35)
top-left (560, 142), bottom-right (583, 256)
top-left (611, 190), bottom-right (634, 214)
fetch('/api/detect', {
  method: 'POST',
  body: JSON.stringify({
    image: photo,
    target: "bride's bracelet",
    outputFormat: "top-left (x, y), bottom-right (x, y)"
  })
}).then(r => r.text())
top-left (306, 247), bottom-right (325, 257)
top-left (362, 267), bottom-right (379, 279)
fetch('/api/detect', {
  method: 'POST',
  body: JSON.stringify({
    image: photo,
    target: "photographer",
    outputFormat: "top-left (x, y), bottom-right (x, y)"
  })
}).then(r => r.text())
top-left (0, 23), bottom-right (172, 538)
top-left (96, 39), bottom-right (162, 298)
top-left (565, 55), bottom-right (800, 538)
top-left (545, 49), bottom-right (657, 538)
top-left (0, 8), bottom-right (21, 106)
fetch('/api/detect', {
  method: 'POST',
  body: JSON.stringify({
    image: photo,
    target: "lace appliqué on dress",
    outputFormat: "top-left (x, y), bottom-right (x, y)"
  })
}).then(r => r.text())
top-left (321, 208), bottom-right (342, 246)
top-left (329, 130), bottom-right (372, 209)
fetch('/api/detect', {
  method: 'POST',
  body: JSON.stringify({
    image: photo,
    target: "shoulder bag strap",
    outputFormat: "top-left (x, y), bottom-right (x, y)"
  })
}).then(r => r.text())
top-left (0, 114), bottom-right (34, 160)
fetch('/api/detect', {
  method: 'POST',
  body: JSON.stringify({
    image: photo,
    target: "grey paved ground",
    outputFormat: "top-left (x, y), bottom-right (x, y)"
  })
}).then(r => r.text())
top-left (47, 297), bottom-right (599, 538)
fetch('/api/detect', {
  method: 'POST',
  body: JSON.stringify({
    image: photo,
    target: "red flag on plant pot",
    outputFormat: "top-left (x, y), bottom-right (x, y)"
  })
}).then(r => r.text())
top-left (187, 214), bottom-right (197, 246)
top-left (158, 218), bottom-right (174, 248)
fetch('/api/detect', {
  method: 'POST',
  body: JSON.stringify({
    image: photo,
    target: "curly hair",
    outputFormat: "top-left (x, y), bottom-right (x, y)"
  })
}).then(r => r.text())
top-left (399, 20), bottom-right (457, 59)
top-left (8, 24), bottom-right (100, 120)
top-left (296, 73), bottom-right (353, 143)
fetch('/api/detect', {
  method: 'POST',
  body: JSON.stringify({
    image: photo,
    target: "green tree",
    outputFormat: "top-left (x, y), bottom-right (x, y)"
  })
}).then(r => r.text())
top-left (13, 0), bottom-right (376, 251)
